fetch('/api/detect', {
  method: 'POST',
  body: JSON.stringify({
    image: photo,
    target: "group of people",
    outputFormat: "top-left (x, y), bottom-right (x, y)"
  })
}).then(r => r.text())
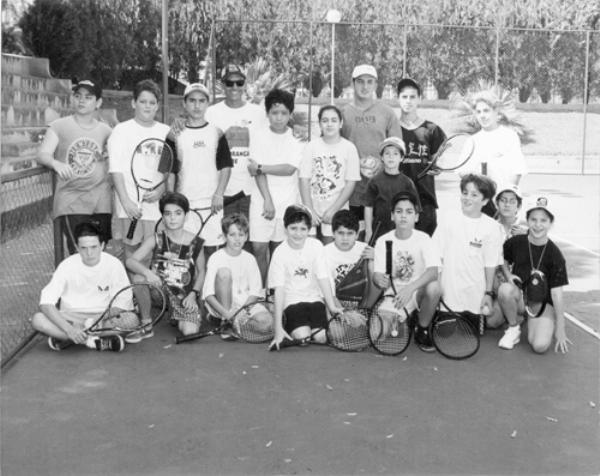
top-left (32, 62), bottom-right (571, 355)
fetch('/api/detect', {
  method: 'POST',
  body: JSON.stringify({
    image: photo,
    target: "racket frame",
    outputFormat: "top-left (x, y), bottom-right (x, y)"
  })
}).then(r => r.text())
top-left (127, 138), bottom-right (174, 239)
top-left (416, 133), bottom-right (475, 179)
top-left (430, 299), bottom-right (481, 360)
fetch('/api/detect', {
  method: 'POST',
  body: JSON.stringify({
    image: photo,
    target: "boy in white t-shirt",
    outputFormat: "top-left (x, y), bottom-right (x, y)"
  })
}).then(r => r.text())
top-left (203, 213), bottom-right (270, 339)
top-left (32, 222), bottom-right (131, 352)
top-left (268, 205), bottom-right (344, 350)
top-left (433, 174), bottom-right (503, 326)
top-left (373, 192), bottom-right (441, 352)
top-left (247, 89), bottom-right (304, 284)
top-left (167, 82), bottom-right (232, 258)
top-left (323, 209), bottom-right (373, 304)
top-left (108, 79), bottom-right (170, 260)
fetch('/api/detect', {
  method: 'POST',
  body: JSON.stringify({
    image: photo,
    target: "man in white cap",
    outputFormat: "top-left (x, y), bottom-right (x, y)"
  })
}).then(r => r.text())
top-left (341, 64), bottom-right (402, 236)
top-left (206, 64), bottom-right (268, 222)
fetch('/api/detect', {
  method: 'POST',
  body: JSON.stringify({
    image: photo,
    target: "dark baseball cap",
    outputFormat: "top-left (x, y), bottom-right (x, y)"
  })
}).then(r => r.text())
top-left (391, 191), bottom-right (421, 212)
top-left (221, 64), bottom-right (246, 81)
top-left (397, 78), bottom-right (421, 96)
top-left (72, 80), bottom-right (102, 99)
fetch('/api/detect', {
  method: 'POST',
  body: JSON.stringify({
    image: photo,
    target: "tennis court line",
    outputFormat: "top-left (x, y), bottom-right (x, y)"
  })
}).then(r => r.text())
top-left (565, 312), bottom-right (600, 340)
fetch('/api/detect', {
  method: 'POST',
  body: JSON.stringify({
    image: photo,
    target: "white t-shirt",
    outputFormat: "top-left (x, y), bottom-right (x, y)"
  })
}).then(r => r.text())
top-left (460, 125), bottom-right (527, 185)
top-left (173, 123), bottom-right (225, 208)
top-left (206, 101), bottom-right (267, 196)
top-left (108, 119), bottom-right (170, 220)
top-left (268, 238), bottom-right (328, 308)
top-left (298, 137), bottom-right (361, 215)
top-left (202, 248), bottom-right (263, 307)
top-left (433, 212), bottom-right (503, 313)
top-left (323, 241), bottom-right (367, 293)
top-left (374, 230), bottom-right (441, 294)
top-left (40, 252), bottom-right (132, 313)
top-left (249, 127), bottom-right (303, 218)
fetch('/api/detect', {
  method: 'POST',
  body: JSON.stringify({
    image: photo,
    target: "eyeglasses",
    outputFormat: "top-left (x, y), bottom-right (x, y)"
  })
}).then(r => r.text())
top-left (224, 80), bottom-right (245, 87)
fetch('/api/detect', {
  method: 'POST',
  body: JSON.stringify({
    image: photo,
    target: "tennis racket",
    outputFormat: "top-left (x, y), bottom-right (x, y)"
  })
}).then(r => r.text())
top-left (430, 299), bottom-right (481, 360)
top-left (126, 138), bottom-right (174, 239)
top-left (368, 240), bottom-right (412, 356)
top-left (326, 302), bottom-right (370, 351)
top-left (416, 133), bottom-right (475, 179)
top-left (175, 298), bottom-right (274, 344)
top-left (336, 222), bottom-right (381, 304)
top-left (57, 283), bottom-right (167, 349)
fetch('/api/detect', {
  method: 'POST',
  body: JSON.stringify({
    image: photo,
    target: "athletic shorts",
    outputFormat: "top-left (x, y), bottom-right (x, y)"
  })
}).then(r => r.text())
top-left (58, 214), bottom-right (112, 254)
top-left (59, 310), bottom-right (103, 327)
top-left (191, 206), bottom-right (224, 248)
top-left (249, 212), bottom-right (285, 243)
top-left (377, 292), bottom-right (418, 319)
top-left (310, 223), bottom-right (333, 238)
top-left (116, 218), bottom-right (156, 247)
top-left (224, 193), bottom-right (250, 220)
top-left (283, 301), bottom-right (328, 333)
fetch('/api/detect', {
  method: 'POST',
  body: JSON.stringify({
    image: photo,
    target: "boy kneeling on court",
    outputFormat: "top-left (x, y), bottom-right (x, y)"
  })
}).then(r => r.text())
top-left (491, 198), bottom-right (571, 353)
top-left (202, 213), bottom-right (271, 340)
top-left (372, 192), bottom-right (441, 351)
top-left (32, 222), bottom-right (132, 352)
top-left (268, 205), bottom-right (344, 350)
top-left (126, 192), bottom-right (205, 339)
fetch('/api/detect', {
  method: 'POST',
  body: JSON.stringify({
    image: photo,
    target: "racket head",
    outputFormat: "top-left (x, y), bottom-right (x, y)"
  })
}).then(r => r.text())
top-left (431, 305), bottom-right (480, 360)
top-left (230, 299), bottom-right (274, 343)
top-left (524, 270), bottom-right (548, 318)
top-left (368, 297), bottom-right (411, 356)
top-left (87, 283), bottom-right (167, 335)
top-left (420, 134), bottom-right (474, 177)
top-left (130, 138), bottom-right (173, 190)
top-left (326, 303), bottom-right (370, 352)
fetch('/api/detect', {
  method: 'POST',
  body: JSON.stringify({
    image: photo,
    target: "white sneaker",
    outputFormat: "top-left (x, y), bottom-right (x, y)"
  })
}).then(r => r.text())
top-left (498, 325), bottom-right (521, 350)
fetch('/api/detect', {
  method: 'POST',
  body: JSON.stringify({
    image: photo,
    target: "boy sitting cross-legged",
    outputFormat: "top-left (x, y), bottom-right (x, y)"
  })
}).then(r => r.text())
top-left (268, 205), bottom-right (344, 350)
top-left (372, 191), bottom-right (442, 351)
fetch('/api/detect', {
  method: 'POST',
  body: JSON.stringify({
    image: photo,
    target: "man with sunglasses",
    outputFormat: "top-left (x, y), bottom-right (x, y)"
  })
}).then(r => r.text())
top-left (206, 64), bottom-right (268, 221)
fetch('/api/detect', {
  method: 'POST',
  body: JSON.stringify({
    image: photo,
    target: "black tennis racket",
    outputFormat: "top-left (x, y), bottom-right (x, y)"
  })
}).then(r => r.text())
top-left (336, 222), bottom-right (381, 304)
top-left (56, 283), bottom-right (167, 349)
top-left (127, 138), bottom-right (174, 239)
top-left (368, 240), bottom-right (412, 356)
top-left (175, 299), bottom-right (274, 344)
top-left (416, 133), bottom-right (475, 179)
top-left (430, 299), bottom-right (481, 360)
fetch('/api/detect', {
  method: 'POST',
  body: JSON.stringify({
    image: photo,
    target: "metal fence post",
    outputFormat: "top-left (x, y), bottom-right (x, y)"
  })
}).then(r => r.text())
top-left (51, 173), bottom-right (63, 268)
top-left (582, 30), bottom-right (590, 175)
top-left (308, 20), bottom-right (313, 141)
top-left (494, 26), bottom-right (500, 86)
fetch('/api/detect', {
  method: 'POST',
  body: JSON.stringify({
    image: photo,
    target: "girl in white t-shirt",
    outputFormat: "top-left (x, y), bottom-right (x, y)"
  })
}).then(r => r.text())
top-left (299, 105), bottom-right (361, 243)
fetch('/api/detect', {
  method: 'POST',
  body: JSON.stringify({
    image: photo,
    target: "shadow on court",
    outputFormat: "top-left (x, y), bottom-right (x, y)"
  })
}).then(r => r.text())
top-left (1, 319), bottom-right (599, 476)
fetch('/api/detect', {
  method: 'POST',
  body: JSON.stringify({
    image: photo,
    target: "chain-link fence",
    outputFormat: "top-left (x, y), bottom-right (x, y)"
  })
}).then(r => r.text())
top-left (1, 168), bottom-right (55, 367)
top-left (211, 20), bottom-right (599, 174)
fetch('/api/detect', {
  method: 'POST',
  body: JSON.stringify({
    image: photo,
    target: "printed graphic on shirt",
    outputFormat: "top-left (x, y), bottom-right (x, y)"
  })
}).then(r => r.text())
top-left (311, 154), bottom-right (342, 201)
top-left (67, 137), bottom-right (104, 176)
top-left (97, 284), bottom-right (109, 292)
top-left (294, 267), bottom-right (309, 278)
top-left (359, 155), bottom-right (382, 179)
top-left (225, 125), bottom-right (250, 166)
top-left (334, 263), bottom-right (354, 286)
top-left (393, 250), bottom-right (415, 282)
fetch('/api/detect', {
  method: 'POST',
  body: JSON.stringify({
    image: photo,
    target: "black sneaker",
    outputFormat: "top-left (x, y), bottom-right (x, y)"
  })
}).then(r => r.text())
top-left (414, 326), bottom-right (435, 353)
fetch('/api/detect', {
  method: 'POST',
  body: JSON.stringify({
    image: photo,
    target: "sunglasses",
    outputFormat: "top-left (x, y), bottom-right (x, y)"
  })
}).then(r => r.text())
top-left (225, 80), bottom-right (245, 87)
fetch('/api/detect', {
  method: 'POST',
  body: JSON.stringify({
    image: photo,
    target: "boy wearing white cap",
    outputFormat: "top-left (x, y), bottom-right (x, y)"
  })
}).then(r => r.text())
top-left (167, 83), bottom-right (233, 257)
top-left (341, 65), bottom-right (402, 233)
top-left (364, 137), bottom-right (420, 243)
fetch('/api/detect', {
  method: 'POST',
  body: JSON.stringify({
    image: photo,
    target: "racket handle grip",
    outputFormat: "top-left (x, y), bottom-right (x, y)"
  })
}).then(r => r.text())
top-left (175, 332), bottom-right (202, 344)
top-left (126, 218), bottom-right (138, 240)
top-left (385, 240), bottom-right (393, 276)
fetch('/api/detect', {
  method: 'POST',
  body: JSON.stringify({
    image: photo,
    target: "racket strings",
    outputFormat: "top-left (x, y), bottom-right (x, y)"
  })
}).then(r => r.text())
top-left (368, 309), bottom-right (411, 356)
top-left (431, 313), bottom-right (480, 359)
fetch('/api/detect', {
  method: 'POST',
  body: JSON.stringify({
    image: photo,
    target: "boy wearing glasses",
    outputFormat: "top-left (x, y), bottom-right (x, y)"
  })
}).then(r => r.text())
top-left (206, 64), bottom-right (268, 220)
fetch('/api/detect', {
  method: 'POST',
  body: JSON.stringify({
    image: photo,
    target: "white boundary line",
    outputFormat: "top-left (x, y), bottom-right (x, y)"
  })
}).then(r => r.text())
top-left (565, 312), bottom-right (600, 340)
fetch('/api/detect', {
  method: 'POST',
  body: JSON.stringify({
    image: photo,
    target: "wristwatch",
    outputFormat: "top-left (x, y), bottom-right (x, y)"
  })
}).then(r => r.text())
top-left (256, 164), bottom-right (263, 175)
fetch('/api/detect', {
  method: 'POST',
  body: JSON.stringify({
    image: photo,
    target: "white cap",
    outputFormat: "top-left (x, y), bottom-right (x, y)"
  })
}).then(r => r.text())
top-left (352, 64), bottom-right (377, 80)
top-left (183, 82), bottom-right (210, 99)
top-left (495, 183), bottom-right (523, 202)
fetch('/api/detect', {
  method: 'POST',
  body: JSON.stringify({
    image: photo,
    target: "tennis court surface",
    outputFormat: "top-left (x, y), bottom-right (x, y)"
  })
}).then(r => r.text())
top-left (2, 175), bottom-right (599, 475)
